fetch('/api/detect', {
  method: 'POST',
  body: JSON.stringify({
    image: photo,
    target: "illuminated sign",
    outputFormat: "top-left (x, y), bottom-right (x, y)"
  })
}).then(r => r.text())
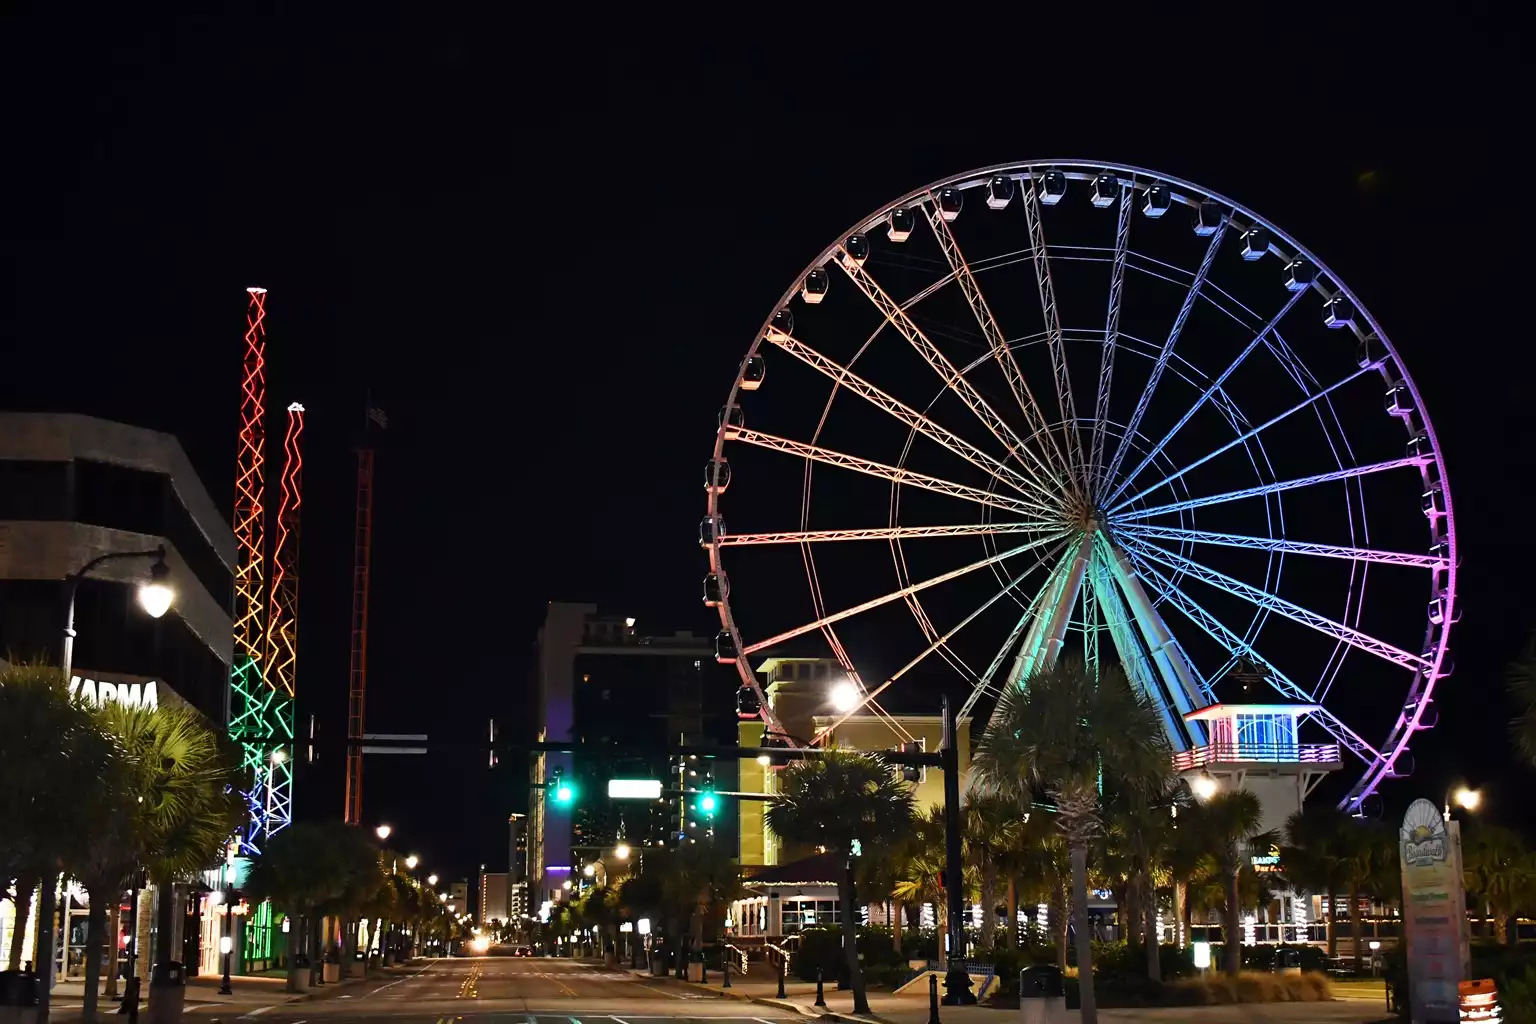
top-left (1250, 846), bottom-right (1282, 873)
top-left (608, 779), bottom-right (663, 800)
top-left (70, 675), bottom-right (158, 711)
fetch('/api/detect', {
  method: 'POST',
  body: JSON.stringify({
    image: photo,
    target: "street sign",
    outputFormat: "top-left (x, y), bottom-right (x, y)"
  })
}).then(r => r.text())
top-left (608, 779), bottom-right (663, 800)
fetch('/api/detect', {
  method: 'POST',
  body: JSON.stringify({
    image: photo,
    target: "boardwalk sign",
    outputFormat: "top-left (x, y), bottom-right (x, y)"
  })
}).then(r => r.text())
top-left (70, 674), bottom-right (159, 711)
top-left (1399, 798), bottom-right (1470, 1023)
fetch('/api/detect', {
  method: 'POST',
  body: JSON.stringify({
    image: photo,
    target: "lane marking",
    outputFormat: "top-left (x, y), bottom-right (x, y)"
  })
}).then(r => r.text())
top-left (367, 955), bottom-right (442, 996)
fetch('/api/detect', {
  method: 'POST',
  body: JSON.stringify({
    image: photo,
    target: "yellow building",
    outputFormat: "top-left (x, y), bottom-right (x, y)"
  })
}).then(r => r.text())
top-left (737, 656), bottom-right (971, 867)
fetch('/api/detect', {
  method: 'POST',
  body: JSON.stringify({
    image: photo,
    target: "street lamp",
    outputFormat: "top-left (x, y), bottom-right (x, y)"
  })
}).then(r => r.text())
top-left (375, 824), bottom-right (393, 840)
top-left (1444, 786), bottom-right (1482, 821)
top-left (830, 679), bottom-right (862, 713)
top-left (61, 546), bottom-right (175, 679)
top-left (614, 843), bottom-right (630, 860)
top-left (427, 874), bottom-right (439, 887)
top-left (1191, 770), bottom-right (1219, 801)
top-left (406, 855), bottom-right (419, 870)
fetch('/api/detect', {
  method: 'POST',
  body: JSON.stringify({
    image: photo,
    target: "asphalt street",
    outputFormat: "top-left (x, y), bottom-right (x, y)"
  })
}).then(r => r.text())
top-left (243, 957), bottom-right (800, 1024)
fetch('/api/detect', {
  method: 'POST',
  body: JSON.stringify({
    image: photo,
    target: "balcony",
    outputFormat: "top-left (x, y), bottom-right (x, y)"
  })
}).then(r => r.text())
top-left (1172, 741), bottom-right (1342, 771)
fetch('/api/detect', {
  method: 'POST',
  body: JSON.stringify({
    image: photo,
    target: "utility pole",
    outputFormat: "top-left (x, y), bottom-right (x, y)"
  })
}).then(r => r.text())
top-left (941, 694), bottom-right (974, 1005)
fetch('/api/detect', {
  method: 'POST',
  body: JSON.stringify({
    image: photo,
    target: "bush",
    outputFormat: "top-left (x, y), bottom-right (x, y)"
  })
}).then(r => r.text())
top-left (1090, 941), bottom-right (1198, 979)
top-left (1233, 943), bottom-right (1330, 974)
top-left (1169, 971), bottom-right (1332, 1004)
top-left (788, 925), bottom-right (907, 982)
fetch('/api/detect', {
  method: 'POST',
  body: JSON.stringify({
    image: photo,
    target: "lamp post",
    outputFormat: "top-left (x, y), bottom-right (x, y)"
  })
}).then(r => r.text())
top-left (218, 891), bottom-right (234, 995)
top-left (61, 546), bottom-right (174, 680)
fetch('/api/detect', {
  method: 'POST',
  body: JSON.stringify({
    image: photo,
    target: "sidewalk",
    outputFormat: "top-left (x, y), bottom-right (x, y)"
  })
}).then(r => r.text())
top-left (627, 968), bottom-right (1396, 1024)
top-left (48, 962), bottom-right (422, 1016)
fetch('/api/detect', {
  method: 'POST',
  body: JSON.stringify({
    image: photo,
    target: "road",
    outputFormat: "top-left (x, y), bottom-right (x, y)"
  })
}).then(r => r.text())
top-left (247, 957), bottom-right (799, 1024)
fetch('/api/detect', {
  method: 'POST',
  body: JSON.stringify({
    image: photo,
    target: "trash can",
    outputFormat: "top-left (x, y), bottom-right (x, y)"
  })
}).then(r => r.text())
top-left (322, 960), bottom-right (341, 984)
top-left (1018, 965), bottom-right (1065, 1024)
top-left (143, 962), bottom-right (186, 1024)
top-left (0, 970), bottom-right (41, 1024)
top-left (1278, 948), bottom-right (1302, 976)
top-left (686, 952), bottom-right (705, 983)
top-left (290, 954), bottom-right (311, 993)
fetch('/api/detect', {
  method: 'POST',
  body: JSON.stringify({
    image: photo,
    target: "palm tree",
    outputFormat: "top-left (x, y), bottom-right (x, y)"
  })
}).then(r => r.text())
top-left (1103, 776), bottom-right (1183, 981)
top-left (1506, 636), bottom-right (1536, 766)
top-left (765, 750), bottom-right (916, 1015)
top-left (1188, 789), bottom-right (1270, 976)
top-left (247, 823), bottom-right (358, 991)
top-left (1463, 825), bottom-right (1534, 945)
top-left (974, 659), bottom-right (1172, 1024)
top-left (73, 702), bottom-right (242, 1021)
top-left (1283, 803), bottom-right (1354, 959)
top-left (892, 807), bottom-right (949, 963)
top-left (965, 793), bottom-right (1021, 952)
top-left (0, 661), bottom-right (118, 1018)
top-left (1338, 818), bottom-right (1397, 973)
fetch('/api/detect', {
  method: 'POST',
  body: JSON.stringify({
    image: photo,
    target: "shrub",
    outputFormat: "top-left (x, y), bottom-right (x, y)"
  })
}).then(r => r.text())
top-left (1091, 941), bottom-right (1198, 979)
top-left (789, 927), bottom-right (842, 982)
top-left (1169, 971), bottom-right (1332, 1004)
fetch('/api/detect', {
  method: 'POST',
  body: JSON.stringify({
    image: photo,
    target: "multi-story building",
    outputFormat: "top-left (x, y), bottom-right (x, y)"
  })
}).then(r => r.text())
top-left (530, 602), bottom-right (737, 911)
top-left (737, 655), bottom-right (970, 868)
top-left (478, 870), bottom-right (509, 927)
top-left (0, 412), bottom-right (237, 974)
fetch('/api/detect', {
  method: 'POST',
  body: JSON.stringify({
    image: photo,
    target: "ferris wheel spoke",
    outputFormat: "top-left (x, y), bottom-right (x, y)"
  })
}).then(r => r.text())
top-left (740, 529), bottom-right (1072, 655)
top-left (731, 428), bottom-right (1061, 520)
top-left (921, 196), bottom-right (1073, 488)
top-left (834, 251), bottom-right (1058, 495)
top-left (1021, 178), bottom-right (1085, 490)
top-left (766, 329), bottom-right (1050, 503)
top-left (813, 535), bottom-right (1070, 743)
top-left (1116, 522), bottom-right (1447, 569)
top-left (1098, 534), bottom-right (1212, 720)
top-left (1120, 535), bottom-right (1429, 672)
top-left (1105, 287), bottom-right (1311, 508)
top-left (1005, 536), bottom-right (1091, 687)
top-left (1109, 359), bottom-right (1382, 515)
top-left (1110, 456), bottom-right (1424, 523)
top-left (1087, 181), bottom-right (1134, 499)
top-left (957, 575), bottom-right (1056, 720)
top-left (1100, 222), bottom-right (1228, 499)
top-left (1125, 550), bottom-right (1385, 768)
top-left (721, 522), bottom-right (1047, 546)
top-left (1091, 553), bottom-right (1189, 748)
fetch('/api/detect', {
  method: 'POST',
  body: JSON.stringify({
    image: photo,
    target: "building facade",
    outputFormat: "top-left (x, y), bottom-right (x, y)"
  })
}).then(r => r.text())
top-left (737, 655), bottom-right (970, 868)
top-left (0, 412), bottom-right (237, 977)
top-left (530, 602), bottom-right (737, 914)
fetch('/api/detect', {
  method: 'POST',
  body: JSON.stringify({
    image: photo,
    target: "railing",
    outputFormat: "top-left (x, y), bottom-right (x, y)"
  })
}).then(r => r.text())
top-left (723, 942), bottom-right (748, 976)
top-left (1172, 741), bottom-right (1341, 770)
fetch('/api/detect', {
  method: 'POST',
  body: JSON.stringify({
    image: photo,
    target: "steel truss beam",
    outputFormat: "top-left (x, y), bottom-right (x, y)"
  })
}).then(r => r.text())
top-left (742, 530), bottom-right (1071, 655)
top-left (765, 330), bottom-right (1052, 506)
top-left (1099, 535), bottom-right (1209, 740)
top-left (1100, 221), bottom-right (1227, 497)
top-left (1111, 360), bottom-right (1381, 514)
top-left (1005, 536), bottom-right (1090, 687)
top-left (732, 428), bottom-right (1051, 519)
top-left (1091, 554), bottom-right (1185, 747)
top-left (720, 522), bottom-right (1043, 546)
top-left (1106, 287), bottom-right (1310, 508)
top-left (1121, 548), bottom-right (1385, 769)
top-left (1088, 181), bottom-right (1133, 498)
top-left (813, 536), bottom-right (1069, 743)
top-left (1116, 522), bottom-right (1445, 569)
top-left (1111, 456), bottom-right (1425, 522)
top-left (835, 248), bottom-right (1051, 493)
top-left (1120, 535), bottom-right (1427, 671)
top-left (1020, 178), bottom-right (1085, 490)
top-left (921, 195), bottom-right (1071, 486)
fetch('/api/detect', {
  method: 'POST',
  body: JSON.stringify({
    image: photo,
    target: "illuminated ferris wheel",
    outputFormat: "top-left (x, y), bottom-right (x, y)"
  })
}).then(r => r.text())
top-left (702, 160), bottom-right (1455, 811)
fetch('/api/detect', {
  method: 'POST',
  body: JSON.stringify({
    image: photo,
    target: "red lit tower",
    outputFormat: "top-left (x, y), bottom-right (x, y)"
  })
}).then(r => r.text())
top-left (343, 407), bottom-right (384, 825)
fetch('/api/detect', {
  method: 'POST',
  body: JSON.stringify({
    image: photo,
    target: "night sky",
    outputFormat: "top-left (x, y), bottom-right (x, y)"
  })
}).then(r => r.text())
top-left (1, 11), bottom-right (1527, 884)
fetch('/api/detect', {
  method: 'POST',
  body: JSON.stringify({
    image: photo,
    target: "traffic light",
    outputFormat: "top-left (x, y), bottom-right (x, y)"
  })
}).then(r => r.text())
top-left (550, 766), bottom-right (576, 806)
top-left (698, 773), bottom-right (718, 818)
top-left (901, 742), bottom-right (922, 783)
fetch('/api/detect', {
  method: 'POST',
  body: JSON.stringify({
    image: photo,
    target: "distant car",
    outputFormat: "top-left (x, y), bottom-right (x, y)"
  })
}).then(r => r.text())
top-left (513, 946), bottom-right (533, 957)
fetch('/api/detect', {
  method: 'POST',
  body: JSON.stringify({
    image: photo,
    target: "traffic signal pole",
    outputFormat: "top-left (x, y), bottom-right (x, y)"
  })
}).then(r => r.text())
top-left (940, 694), bottom-right (975, 1004)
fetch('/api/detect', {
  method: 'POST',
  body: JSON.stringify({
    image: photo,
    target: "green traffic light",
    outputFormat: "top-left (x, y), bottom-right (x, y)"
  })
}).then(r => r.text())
top-left (555, 783), bottom-right (574, 804)
top-left (700, 792), bottom-right (718, 814)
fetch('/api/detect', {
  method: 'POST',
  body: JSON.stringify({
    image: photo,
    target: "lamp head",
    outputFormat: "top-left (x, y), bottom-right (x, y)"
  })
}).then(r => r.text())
top-left (1192, 771), bottom-right (1219, 801)
top-left (830, 679), bottom-right (862, 713)
top-left (406, 855), bottom-right (419, 870)
top-left (1454, 786), bottom-right (1482, 812)
top-left (375, 824), bottom-right (392, 840)
top-left (427, 874), bottom-right (439, 886)
top-left (137, 555), bottom-right (174, 619)
top-left (614, 843), bottom-right (630, 860)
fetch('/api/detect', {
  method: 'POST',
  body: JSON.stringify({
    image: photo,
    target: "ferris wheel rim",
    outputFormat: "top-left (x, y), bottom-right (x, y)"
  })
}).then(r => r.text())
top-left (705, 159), bottom-right (1455, 812)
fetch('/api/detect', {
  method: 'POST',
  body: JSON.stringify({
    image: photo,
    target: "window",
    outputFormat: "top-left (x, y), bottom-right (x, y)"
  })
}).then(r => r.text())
top-left (1234, 712), bottom-right (1297, 758)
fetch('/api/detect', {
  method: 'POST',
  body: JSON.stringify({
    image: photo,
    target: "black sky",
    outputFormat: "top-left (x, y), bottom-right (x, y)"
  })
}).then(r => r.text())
top-left (1, 9), bottom-right (1528, 883)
